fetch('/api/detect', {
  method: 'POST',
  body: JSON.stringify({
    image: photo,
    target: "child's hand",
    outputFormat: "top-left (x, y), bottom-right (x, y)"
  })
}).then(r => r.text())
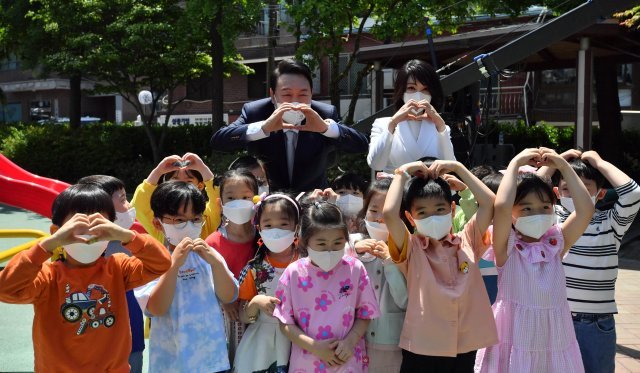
top-left (86, 213), bottom-right (135, 243)
top-left (428, 160), bottom-right (461, 178)
top-left (148, 155), bottom-right (182, 185)
top-left (334, 336), bottom-right (357, 363)
top-left (222, 300), bottom-right (240, 321)
top-left (538, 148), bottom-right (569, 170)
top-left (398, 161), bottom-right (429, 177)
top-left (581, 150), bottom-right (603, 168)
top-left (371, 240), bottom-right (391, 260)
top-left (250, 294), bottom-right (281, 316)
top-left (171, 237), bottom-right (194, 268)
top-left (513, 148), bottom-right (542, 168)
top-left (354, 239), bottom-right (377, 254)
top-left (182, 152), bottom-right (214, 181)
top-left (191, 238), bottom-right (220, 264)
top-left (41, 213), bottom-right (93, 252)
top-left (309, 188), bottom-right (339, 203)
top-left (312, 339), bottom-right (343, 366)
top-left (560, 149), bottom-right (582, 161)
top-left (441, 174), bottom-right (467, 192)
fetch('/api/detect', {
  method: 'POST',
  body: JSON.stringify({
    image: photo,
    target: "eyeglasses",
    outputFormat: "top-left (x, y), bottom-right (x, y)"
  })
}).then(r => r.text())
top-left (160, 216), bottom-right (205, 229)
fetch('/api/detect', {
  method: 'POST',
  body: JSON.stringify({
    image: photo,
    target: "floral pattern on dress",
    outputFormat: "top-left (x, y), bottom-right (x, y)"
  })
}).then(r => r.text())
top-left (273, 257), bottom-right (380, 372)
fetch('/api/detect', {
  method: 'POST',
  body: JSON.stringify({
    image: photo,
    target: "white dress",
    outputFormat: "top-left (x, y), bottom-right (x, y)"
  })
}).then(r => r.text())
top-left (367, 117), bottom-right (456, 172)
top-left (234, 257), bottom-right (291, 373)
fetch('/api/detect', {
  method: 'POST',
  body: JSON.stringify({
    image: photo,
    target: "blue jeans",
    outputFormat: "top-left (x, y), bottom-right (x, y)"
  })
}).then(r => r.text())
top-left (572, 313), bottom-right (616, 373)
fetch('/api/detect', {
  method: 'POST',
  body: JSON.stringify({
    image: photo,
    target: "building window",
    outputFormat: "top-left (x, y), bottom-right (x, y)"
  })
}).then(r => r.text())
top-left (0, 103), bottom-right (22, 122)
top-left (186, 76), bottom-right (213, 101)
top-left (0, 55), bottom-right (18, 71)
top-left (247, 62), bottom-right (268, 99)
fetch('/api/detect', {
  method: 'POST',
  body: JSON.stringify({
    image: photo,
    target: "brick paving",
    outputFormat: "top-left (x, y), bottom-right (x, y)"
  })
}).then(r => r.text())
top-left (615, 259), bottom-right (640, 372)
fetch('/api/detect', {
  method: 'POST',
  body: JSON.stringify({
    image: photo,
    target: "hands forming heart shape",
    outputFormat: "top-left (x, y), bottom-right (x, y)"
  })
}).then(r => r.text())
top-left (515, 147), bottom-right (564, 169)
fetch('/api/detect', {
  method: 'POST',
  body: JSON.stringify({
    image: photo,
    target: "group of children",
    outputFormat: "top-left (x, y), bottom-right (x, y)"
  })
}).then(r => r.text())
top-left (0, 146), bottom-right (638, 373)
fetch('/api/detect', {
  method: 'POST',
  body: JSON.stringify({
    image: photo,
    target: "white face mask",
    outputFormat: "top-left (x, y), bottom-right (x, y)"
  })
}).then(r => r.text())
top-left (223, 199), bottom-right (255, 225)
top-left (161, 221), bottom-right (203, 246)
top-left (258, 185), bottom-right (270, 196)
top-left (64, 235), bottom-right (109, 264)
top-left (365, 220), bottom-right (388, 242)
top-left (114, 207), bottom-right (136, 229)
top-left (260, 228), bottom-right (295, 253)
top-left (514, 214), bottom-right (555, 239)
top-left (307, 247), bottom-right (345, 272)
top-left (336, 194), bottom-right (364, 217)
top-left (276, 101), bottom-right (305, 125)
top-left (414, 214), bottom-right (452, 240)
top-left (559, 195), bottom-right (597, 213)
top-left (403, 91), bottom-right (432, 115)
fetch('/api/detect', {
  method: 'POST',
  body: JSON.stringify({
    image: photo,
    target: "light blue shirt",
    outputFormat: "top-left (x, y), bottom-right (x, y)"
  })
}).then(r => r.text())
top-left (135, 251), bottom-right (238, 372)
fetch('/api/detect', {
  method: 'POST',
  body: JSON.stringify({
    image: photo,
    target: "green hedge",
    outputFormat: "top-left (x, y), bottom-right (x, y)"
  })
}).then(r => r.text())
top-left (0, 122), bottom-right (371, 192)
top-left (1, 121), bottom-right (638, 192)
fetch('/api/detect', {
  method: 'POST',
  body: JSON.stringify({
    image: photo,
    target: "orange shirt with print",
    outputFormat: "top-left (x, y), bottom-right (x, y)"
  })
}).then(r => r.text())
top-left (0, 233), bottom-right (171, 372)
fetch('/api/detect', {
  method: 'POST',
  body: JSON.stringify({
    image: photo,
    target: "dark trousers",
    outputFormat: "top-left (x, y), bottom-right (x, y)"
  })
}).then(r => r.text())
top-left (400, 349), bottom-right (477, 373)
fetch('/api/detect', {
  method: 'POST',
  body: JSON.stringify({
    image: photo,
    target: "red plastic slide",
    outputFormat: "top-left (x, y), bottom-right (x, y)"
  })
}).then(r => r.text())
top-left (0, 154), bottom-right (147, 233)
top-left (0, 154), bottom-right (70, 218)
top-left (0, 154), bottom-right (69, 194)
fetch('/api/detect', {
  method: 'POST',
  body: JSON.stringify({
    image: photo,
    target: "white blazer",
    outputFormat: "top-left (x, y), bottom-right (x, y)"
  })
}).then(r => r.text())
top-left (367, 117), bottom-right (456, 172)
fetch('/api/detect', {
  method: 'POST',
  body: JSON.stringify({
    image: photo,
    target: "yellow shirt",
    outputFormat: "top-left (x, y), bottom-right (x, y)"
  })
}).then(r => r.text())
top-left (130, 179), bottom-right (221, 243)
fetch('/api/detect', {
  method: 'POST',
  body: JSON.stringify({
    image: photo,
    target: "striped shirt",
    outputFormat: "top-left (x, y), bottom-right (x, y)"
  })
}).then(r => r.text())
top-left (558, 180), bottom-right (640, 314)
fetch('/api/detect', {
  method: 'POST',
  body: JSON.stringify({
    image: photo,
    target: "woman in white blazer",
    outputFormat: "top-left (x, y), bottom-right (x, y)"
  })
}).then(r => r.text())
top-left (367, 59), bottom-right (456, 172)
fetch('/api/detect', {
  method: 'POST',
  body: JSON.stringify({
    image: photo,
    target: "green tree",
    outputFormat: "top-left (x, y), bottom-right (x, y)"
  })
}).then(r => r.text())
top-left (85, 0), bottom-right (213, 163)
top-left (284, 0), bottom-right (581, 125)
top-left (185, 0), bottom-right (262, 132)
top-left (0, 0), bottom-right (106, 128)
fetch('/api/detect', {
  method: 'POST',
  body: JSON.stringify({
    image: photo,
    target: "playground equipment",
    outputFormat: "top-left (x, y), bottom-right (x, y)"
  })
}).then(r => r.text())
top-left (0, 155), bottom-right (146, 262)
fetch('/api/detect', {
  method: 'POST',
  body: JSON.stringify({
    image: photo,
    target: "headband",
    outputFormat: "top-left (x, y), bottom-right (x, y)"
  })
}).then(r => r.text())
top-left (261, 193), bottom-right (300, 219)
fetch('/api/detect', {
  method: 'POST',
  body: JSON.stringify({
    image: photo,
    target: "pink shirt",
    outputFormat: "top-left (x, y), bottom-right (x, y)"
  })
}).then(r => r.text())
top-left (273, 255), bottom-right (380, 372)
top-left (388, 216), bottom-right (498, 357)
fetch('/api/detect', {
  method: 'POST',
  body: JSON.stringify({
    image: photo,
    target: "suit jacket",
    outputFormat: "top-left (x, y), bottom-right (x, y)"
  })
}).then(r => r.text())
top-left (210, 98), bottom-right (369, 193)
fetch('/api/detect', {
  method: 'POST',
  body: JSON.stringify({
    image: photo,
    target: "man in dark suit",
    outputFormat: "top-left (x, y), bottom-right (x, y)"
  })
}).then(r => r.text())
top-left (210, 59), bottom-right (369, 193)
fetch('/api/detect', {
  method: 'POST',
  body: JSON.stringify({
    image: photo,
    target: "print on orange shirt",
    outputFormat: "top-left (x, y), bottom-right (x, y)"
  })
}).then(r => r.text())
top-left (60, 283), bottom-right (116, 335)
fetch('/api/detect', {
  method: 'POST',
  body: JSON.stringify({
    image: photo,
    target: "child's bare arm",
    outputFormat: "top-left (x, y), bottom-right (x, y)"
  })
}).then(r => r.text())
top-left (537, 149), bottom-right (582, 178)
top-left (430, 160), bottom-right (495, 234)
top-left (192, 239), bottom-right (238, 304)
top-left (540, 150), bottom-right (594, 253)
top-left (280, 323), bottom-right (343, 366)
top-left (146, 238), bottom-right (192, 316)
top-left (335, 318), bottom-right (370, 363)
top-left (582, 151), bottom-right (631, 188)
top-left (383, 161), bottom-right (428, 258)
top-left (494, 149), bottom-right (541, 266)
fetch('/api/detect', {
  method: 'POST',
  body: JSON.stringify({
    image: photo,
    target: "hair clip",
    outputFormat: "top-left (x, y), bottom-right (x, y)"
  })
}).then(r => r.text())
top-left (314, 201), bottom-right (322, 209)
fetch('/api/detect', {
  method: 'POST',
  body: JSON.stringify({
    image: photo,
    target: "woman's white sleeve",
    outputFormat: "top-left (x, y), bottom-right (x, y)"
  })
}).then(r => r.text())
top-left (367, 118), bottom-right (394, 170)
top-left (437, 125), bottom-right (457, 161)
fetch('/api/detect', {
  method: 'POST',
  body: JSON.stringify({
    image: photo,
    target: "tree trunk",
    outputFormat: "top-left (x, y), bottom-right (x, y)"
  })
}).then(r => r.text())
top-left (345, 64), bottom-right (373, 125)
top-left (69, 74), bottom-right (82, 129)
top-left (210, 6), bottom-right (224, 133)
top-left (594, 59), bottom-right (622, 166)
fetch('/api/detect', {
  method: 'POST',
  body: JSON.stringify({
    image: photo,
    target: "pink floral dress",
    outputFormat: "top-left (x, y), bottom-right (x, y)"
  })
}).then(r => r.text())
top-left (273, 255), bottom-right (380, 373)
top-left (475, 225), bottom-right (584, 372)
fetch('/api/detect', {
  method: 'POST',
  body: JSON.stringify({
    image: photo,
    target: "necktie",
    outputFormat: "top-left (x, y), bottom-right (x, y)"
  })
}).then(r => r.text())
top-left (285, 130), bottom-right (298, 183)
